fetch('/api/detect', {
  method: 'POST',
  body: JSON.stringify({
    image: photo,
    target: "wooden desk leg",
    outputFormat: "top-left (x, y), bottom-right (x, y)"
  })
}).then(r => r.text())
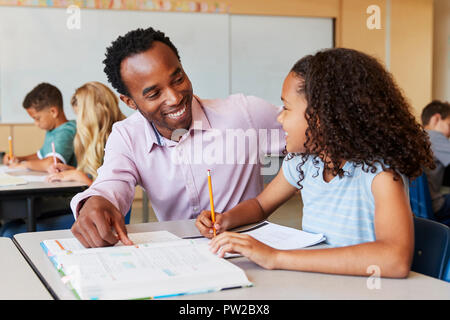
top-left (26, 197), bottom-right (36, 232)
top-left (142, 192), bottom-right (149, 223)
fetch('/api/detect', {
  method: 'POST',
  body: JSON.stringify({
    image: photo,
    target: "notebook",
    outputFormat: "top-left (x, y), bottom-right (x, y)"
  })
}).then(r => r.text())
top-left (189, 221), bottom-right (326, 257)
top-left (41, 231), bottom-right (252, 300)
top-left (0, 172), bottom-right (28, 187)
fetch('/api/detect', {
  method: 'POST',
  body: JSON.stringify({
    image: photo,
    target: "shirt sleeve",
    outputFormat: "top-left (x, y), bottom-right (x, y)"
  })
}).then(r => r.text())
top-left (242, 95), bottom-right (285, 156)
top-left (281, 155), bottom-right (302, 189)
top-left (70, 125), bottom-right (139, 218)
top-left (45, 125), bottom-right (76, 164)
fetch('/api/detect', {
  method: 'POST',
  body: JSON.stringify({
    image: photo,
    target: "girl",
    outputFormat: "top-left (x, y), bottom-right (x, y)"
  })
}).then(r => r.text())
top-left (195, 48), bottom-right (435, 278)
top-left (47, 81), bottom-right (125, 185)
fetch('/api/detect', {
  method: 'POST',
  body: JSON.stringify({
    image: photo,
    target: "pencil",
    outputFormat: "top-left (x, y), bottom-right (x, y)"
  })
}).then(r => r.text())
top-left (8, 136), bottom-right (13, 159)
top-left (207, 169), bottom-right (216, 237)
top-left (51, 142), bottom-right (57, 166)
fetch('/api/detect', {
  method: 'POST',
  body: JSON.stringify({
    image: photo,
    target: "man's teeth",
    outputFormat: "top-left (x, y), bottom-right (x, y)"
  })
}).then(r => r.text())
top-left (167, 106), bottom-right (186, 119)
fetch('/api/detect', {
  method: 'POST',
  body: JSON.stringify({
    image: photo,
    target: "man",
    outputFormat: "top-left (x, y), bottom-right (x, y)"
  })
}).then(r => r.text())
top-left (421, 100), bottom-right (450, 222)
top-left (70, 27), bottom-right (284, 248)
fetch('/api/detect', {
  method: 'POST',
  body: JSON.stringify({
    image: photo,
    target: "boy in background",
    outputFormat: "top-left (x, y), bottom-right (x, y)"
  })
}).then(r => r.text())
top-left (421, 100), bottom-right (450, 221)
top-left (3, 82), bottom-right (77, 171)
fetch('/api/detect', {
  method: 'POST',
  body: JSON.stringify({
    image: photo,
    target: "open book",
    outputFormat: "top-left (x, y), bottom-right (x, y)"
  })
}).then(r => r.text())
top-left (41, 231), bottom-right (252, 300)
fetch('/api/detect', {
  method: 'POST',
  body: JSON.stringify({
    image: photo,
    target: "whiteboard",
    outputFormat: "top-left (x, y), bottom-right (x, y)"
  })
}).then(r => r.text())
top-left (0, 7), bottom-right (229, 123)
top-left (0, 7), bottom-right (333, 123)
top-left (231, 15), bottom-right (334, 106)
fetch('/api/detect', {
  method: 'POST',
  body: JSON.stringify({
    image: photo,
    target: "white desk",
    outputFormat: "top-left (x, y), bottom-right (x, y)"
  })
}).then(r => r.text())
top-left (0, 237), bottom-right (52, 299)
top-left (13, 220), bottom-right (450, 300)
top-left (0, 167), bottom-right (87, 231)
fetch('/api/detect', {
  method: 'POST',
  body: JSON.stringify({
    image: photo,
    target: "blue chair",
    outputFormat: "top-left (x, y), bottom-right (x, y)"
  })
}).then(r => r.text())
top-left (409, 173), bottom-right (434, 220)
top-left (409, 173), bottom-right (450, 226)
top-left (411, 217), bottom-right (450, 282)
top-left (124, 208), bottom-right (131, 224)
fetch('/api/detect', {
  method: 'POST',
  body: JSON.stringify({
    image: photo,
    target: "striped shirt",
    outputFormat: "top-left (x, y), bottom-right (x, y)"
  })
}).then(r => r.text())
top-left (282, 155), bottom-right (408, 247)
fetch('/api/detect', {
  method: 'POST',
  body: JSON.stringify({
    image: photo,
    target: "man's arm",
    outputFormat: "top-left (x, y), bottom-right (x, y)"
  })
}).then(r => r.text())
top-left (70, 125), bottom-right (139, 247)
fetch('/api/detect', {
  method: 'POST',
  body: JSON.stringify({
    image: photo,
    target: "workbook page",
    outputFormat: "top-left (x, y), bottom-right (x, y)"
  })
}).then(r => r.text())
top-left (42, 230), bottom-right (181, 254)
top-left (57, 239), bottom-right (251, 300)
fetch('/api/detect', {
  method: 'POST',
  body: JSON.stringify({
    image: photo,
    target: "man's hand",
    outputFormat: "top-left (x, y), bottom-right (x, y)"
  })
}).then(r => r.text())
top-left (71, 196), bottom-right (134, 248)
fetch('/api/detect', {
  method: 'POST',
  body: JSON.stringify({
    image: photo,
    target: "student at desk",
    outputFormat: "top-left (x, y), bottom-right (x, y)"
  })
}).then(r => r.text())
top-left (197, 48), bottom-right (435, 278)
top-left (421, 100), bottom-right (450, 221)
top-left (2, 83), bottom-right (77, 171)
top-left (0, 82), bottom-right (124, 237)
top-left (46, 81), bottom-right (125, 186)
top-left (69, 27), bottom-right (284, 248)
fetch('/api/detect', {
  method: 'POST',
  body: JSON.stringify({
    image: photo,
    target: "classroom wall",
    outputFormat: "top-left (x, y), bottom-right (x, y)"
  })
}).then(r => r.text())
top-left (432, 0), bottom-right (450, 102)
top-left (1, 0), bottom-right (436, 202)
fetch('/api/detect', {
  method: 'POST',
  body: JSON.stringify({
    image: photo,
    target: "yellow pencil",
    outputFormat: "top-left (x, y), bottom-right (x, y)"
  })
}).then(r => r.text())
top-left (207, 169), bottom-right (216, 237)
top-left (8, 136), bottom-right (13, 159)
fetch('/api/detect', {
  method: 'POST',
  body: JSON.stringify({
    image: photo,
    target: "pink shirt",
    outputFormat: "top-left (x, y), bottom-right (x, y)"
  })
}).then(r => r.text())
top-left (70, 94), bottom-right (284, 221)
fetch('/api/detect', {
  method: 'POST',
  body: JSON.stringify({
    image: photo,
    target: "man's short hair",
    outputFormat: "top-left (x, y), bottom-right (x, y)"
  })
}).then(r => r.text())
top-left (103, 27), bottom-right (180, 97)
top-left (421, 100), bottom-right (450, 125)
top-left (22, 82), bottom-right (63, 111)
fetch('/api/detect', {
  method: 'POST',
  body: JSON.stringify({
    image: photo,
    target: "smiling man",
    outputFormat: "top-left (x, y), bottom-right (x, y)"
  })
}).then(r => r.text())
top-left (70, 27), bottom-right (284, 248)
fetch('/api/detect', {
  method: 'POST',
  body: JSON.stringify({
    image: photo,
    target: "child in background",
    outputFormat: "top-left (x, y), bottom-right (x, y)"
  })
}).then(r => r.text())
top-left (196, 48), bottom-right (435, 278)
top-left (0, 82), bottom-right (125, 237)
top-left (2, 82), bottom-right (77, 171)
top-left (46, 81), bottom-right (125, 186)
top-left (421, 100), bottom-right (450, 221)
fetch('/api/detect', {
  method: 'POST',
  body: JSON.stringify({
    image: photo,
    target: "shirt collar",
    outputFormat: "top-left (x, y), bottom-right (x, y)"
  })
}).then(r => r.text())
top-left (143, 95), bottom-right (211, 152)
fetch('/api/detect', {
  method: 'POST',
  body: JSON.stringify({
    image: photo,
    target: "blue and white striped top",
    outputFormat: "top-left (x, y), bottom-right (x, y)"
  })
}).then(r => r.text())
top-left (282, 155), bottom-right (408, 247)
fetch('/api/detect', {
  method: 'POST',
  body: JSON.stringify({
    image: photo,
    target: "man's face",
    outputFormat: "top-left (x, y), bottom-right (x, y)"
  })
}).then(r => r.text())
top-left (436, 115), bottom-right (450, 138)
top-left (119, 41), bottom-right (193, 140)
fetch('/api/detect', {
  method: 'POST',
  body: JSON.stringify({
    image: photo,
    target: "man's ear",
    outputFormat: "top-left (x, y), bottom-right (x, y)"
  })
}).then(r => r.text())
top-left (120, 95), bottom-right (138, 111)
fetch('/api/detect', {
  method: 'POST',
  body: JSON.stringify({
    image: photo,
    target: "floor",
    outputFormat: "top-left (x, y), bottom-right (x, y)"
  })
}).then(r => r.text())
top-left (130, 190), bottom-right (304, 230)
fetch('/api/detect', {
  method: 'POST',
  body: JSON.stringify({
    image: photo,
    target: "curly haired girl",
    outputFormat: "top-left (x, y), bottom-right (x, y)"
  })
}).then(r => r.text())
top-left (195, 48), bottom-right (435, 278)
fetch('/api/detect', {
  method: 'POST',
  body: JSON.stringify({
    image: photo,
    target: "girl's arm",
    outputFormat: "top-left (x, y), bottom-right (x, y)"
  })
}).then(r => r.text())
top-left (195, 169), bottom-right (298, 238)
top-left (46, 169), bottom-right (93, 186)
top-left (210, 170), bottom-right (414, 278)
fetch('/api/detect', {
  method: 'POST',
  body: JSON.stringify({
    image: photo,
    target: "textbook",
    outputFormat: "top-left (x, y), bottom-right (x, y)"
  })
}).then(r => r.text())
top-left (0, 172), bottom-right (27, 187)
top-left (41, 231), bottom-right (252, 300)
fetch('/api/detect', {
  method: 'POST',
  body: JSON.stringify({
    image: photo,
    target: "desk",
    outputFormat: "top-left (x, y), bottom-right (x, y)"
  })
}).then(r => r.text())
top-left (0, 167), bottom-right (87, 231)
top-left (0, 237), bottom-right (52, 299)
top-left (14, 220), bottom-right (450, 300)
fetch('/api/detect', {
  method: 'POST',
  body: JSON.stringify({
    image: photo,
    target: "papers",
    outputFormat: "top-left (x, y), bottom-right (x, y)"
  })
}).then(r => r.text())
top-left (0, 165), bottom-right (48, 183)
top-left (244, 221), bottom-right (325, 250)
top-left (0, 173), bottom-right (28, 186)
top-left (191, 221), bottom-right (326, 258)
top-left (41, 231), bottom-right (252, 300)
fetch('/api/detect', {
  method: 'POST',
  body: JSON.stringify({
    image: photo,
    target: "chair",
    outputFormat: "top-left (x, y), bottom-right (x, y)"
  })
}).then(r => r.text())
top-left (411, 217), bottom-right (450, 282)
top-left (409, 173), bottom-right (450, 226)
top-left (124, 208), bottom-right (131, 224)
top-left (409, 173), bottom-right (434, 220)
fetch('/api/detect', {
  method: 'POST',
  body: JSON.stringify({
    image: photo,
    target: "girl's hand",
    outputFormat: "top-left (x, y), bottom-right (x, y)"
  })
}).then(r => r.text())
top-left (46, 169), bottom-right (83, 183)
top-left (47, 163), bottom-right (75, 174)
top-left (209, 232), bottom-right (278, 269)
top-left (195, 210), bottom-right (231, 239)
top-left (8, 160), bottom-right (27, 169)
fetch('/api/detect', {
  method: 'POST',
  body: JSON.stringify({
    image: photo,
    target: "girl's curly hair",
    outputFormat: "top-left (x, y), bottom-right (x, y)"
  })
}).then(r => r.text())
top-left (287, 48), bottom-right (435, 188)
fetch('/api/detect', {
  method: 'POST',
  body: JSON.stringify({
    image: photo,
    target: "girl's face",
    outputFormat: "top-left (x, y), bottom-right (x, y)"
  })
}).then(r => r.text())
top-left (277, 72), bottom-right (309, 153)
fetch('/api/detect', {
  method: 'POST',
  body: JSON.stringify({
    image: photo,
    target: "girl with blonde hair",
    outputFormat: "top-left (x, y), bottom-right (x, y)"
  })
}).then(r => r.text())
top-left (47, 81), bottom-right (125, 185)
